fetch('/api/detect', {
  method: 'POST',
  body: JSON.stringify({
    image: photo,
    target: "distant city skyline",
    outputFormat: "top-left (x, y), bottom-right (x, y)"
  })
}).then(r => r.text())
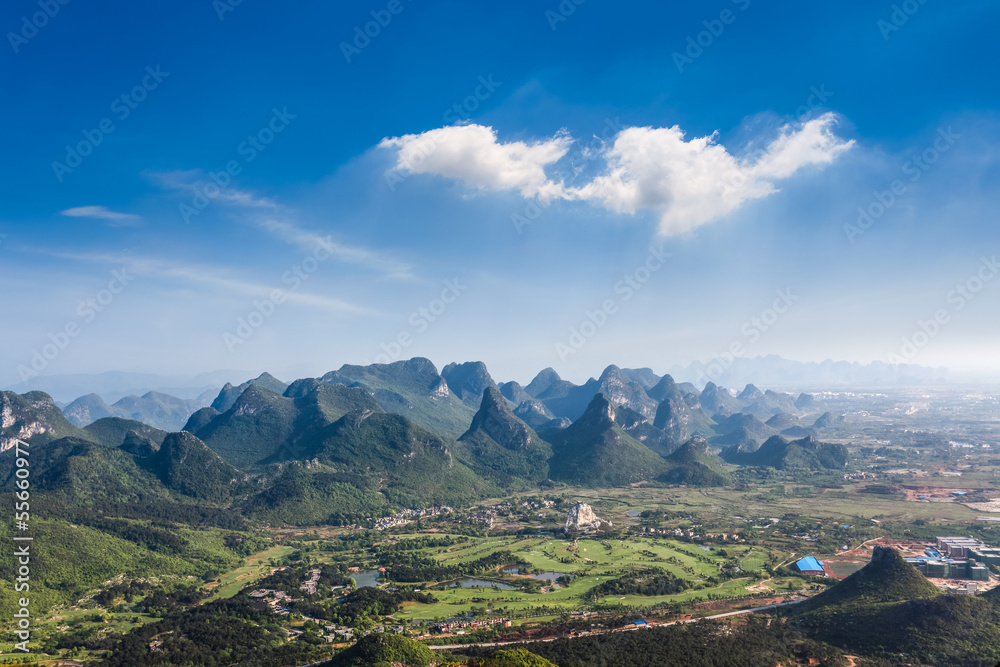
top-left (3, 1), bottom-right (999, 388)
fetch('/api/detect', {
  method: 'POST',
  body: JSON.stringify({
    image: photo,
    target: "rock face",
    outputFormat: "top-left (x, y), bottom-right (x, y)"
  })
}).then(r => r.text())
top-left (564, 502), bottom-right (611, 533)
top-left (1, 390), bottom-right (86, 451)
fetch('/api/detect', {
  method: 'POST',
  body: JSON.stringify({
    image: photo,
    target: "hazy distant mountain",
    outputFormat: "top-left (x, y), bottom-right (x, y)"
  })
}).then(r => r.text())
top-left (794, 392), bottom-right (823, 410)
top-left (620, 367), bottom-right (661, 389)
top-left (441, 361), bottom-right (499, 407)
top-left (813, 411), bottom-right (846, 430)
top-left (524, 367), bottom-right (569, 398)
top-left (764, 412), bottom-right (798, 430)
top-left (740, 389), bottom-right (799, 419)
top-left (512, 398), bottom-right (556, 430)
top-left (698, 382), bottom-right (742, 416)
top-left (613, 405), bottom-right (677, 457)
top-left (62, 393), bottom-right (116, 425)
top-left (712, 413), bottom-right (774, 440)
top-left (669, 355), bottom-right (947, 389)
top-left (5, 369), bottom-right (248, 403)
top-left (63, 390), bottom-right (205, 432)
top-left (541, 365), bottom-right (659, 421)
top-left (498, 380), bottom-right (532, 405)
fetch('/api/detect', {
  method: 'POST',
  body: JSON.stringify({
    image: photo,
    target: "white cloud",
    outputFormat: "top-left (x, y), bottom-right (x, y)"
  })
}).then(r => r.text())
top-left (749, 113), bottom-right (855, 180)
top-left (60, 206), bottom-right (141, 226)
top-left (379, 114), bottom-right (854, 236)
top-left (380, 124), bottom-right (572, 200)
top-left (570, 112), bottom-right (854, 235)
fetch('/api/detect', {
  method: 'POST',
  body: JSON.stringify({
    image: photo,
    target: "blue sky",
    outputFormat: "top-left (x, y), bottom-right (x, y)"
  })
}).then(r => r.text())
top-left (2, 0), bottom-right (999, 388)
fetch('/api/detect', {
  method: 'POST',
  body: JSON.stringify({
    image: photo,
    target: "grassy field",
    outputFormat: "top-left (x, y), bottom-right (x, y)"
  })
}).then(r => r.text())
top-left (287, 532), bottom-right (785, 623)
top-left (204, 544), bottom-right (297, 601)
top-left (550, 484), bottom-right (985, 524)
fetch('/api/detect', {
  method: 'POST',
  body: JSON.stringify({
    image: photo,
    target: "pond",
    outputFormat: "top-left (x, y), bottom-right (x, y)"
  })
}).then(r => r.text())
top-left (352, 569), bottom-right (381, 588)
top-left (625, 510), bottom-right (642, 517)
top-left (502, 567), bottom-right (572, 588)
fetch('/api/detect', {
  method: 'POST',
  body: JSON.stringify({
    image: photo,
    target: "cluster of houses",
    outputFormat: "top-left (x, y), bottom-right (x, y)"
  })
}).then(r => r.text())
top-left (432, 616), bottom-right (511, 634)
top-left (371, 506), bottom-right (454, 530)
top-left (248, 588), bottom-right (295, 615)
top-left (463, 499), bottom-right (559, 527)
top-left (321, 624), bottom-right (406, 641)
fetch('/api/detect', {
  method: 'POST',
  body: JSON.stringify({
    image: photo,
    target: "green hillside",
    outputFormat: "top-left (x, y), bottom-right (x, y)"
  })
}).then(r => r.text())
top-left (210, 371), bottom-right (289, 412)
top-left (191, 385), bottom-right (298, 467)
top-left (301, 410), bottom-right (493, 508)
top-left (141, 431), bottom-right (243, 503)
top-left (723, 435), bottom-right (848, 469)
top-left (469, 648), bottom-right (559, 667)
top-left (456, 386), bottom-right (552, 485)
top-left (548, 394), bottom-right (669, 486)
top-left (321, 357), bottom-right (477, 439)
top-left (795, 546), bottom-right (940, 612)
top-left (241, 465), bottom-right (391, 525)
top-left (324, 633), bottom-right (435, 667)
top-left (658, 436), bottom-right (731, 486)
top-left (784, 547), bottom-right (1000, 664)
top-left (84, 416), bottom-right (168, 447)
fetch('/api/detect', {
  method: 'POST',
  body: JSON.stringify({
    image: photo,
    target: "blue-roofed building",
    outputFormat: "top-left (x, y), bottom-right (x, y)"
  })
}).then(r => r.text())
top-left (795, 556), bottom-right (826, 575)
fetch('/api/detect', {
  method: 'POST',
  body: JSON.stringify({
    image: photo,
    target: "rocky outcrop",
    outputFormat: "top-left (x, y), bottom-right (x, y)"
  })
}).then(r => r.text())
top-left (1, 390), bottom-right (86, 451)
top-left (564, 502), bottom-right (611, 532)
top-left (429, 376), bottom-right (450, 399)
top-left (594, 366), bottom-right (658, 420)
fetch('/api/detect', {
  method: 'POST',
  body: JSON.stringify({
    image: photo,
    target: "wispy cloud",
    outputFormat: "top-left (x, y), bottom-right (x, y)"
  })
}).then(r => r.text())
top-left (380, 113), bottom-right (855, 236)
top-left (60, 206), bottom-right (142, 226)
top-left (147, 170), bottom-right (281, 210)
top-left (148, 170), bottom-right (414, 280)
top-left (254, 216), bottom-right (414, 280)
top-left (37, 249), bottom-right (382, 316)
